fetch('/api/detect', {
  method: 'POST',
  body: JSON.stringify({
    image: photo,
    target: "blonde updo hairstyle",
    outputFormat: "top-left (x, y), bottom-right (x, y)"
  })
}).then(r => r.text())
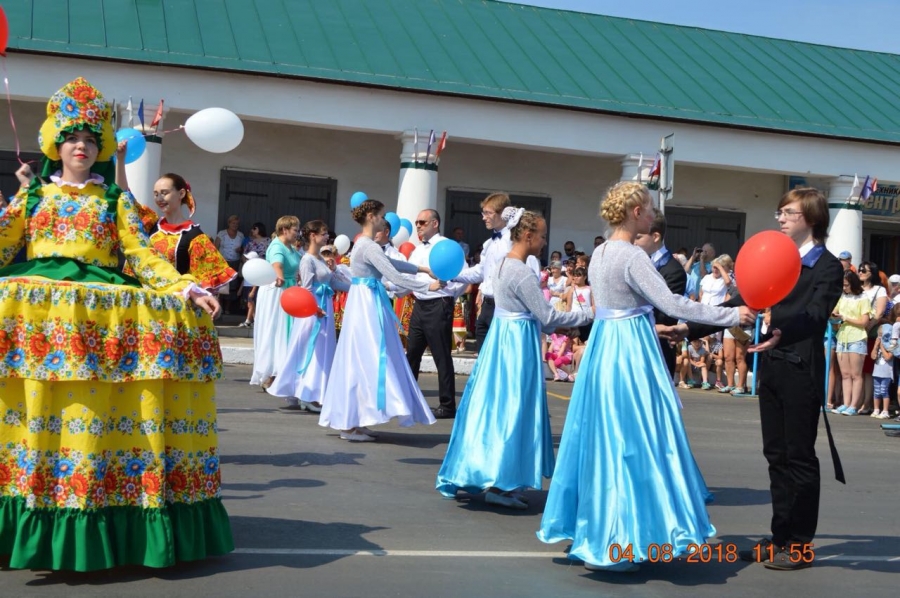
top-left (510, 210), bottom-right (545, 242)
top-left (351, 199), bottom-right (385, 225)
top-left (599, 182), bottom-right (651, 226)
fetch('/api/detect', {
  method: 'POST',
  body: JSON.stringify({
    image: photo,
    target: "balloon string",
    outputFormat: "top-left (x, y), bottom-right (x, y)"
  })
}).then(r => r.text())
top-left (147, 124), bottom-right (185, 137)
top-left (1, 57), bottom-right (25, 165)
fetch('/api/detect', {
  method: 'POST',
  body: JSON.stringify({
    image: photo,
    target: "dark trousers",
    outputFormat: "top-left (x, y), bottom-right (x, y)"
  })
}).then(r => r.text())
top-left (660, 341), bottom-right (676, 379)
top-left (475, 296), bottom-right (495, 353)
top-left (758, 357), bottom-right (821, 546)
top-left (406, 296), bottom-right (456, 411)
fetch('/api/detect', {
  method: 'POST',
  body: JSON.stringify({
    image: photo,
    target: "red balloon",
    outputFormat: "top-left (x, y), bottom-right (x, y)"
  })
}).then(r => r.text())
top-left (399, 242), bottom-right (416, 259)
top-left (0, 7), bottom-right (9, 57)
top-left (734, 231), bottom-right (801, 309)
top-left (280, 286), bottom-right (318, 318)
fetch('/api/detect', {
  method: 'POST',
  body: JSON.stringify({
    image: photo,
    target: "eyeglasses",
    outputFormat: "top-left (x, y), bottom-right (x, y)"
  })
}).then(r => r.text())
top-left (415, 219), bottom-right (433, 226)
top-left (481, 210), bottom-right (496, 217)
top-left (859, 268), bottom-right (870, 273)
top-left (774, 209), bottom-right (803, 220)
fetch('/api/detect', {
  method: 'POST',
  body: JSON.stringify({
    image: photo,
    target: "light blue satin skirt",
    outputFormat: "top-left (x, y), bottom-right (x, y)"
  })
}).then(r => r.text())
top-left (537, 311), bottom-right (715, 566)
top-left (436, 315), bottom-right (553, 497)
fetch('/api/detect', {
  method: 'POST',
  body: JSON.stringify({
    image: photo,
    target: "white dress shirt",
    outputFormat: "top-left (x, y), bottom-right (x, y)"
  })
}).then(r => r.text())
top-left (408, 234), bottom-right (466, 300)
top-left (454, 227), bottom-right (540, 297)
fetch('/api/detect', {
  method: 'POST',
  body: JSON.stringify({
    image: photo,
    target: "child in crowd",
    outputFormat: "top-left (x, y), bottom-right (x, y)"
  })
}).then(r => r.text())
top-left (707, 335), bottom-right (725, 389)
top-left (545, 328), bottom-right (576, 381)
top-left (688, 337), bottom-right (711, 390)
top-left (676, 341), bottom-right (691, 388)
top-left (871, 320), bottom-right (894, 419)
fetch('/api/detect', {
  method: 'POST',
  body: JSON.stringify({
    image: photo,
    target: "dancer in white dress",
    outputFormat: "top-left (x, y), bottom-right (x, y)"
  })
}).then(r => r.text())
top-left (269, 219), bottom-right (351, 412)
top-left (319, 199), bottom-right (443, 442)
top-left (250, 216), bottom-right (301, 388)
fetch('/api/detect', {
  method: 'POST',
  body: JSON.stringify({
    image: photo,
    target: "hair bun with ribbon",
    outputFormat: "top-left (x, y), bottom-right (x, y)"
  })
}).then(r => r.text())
top-left (505, 207), bottom-right (525, 229)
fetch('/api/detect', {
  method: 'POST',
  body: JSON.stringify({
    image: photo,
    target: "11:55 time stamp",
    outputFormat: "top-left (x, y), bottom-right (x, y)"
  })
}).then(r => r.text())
top-left (608, 543), bottom-right (815, 564)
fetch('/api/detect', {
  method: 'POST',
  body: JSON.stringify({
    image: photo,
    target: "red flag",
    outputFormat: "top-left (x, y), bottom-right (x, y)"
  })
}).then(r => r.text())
top-left (150, 100), bottom-right (164, 128)
top-left (434, 131), bottom-right (448, 159)
top-left (647, 153), bottom-right (661, 178)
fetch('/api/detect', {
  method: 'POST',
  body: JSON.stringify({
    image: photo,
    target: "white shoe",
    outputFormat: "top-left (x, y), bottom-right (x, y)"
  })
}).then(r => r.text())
top-left (340, 431), bottom-right (375, 442)
top-left (871, 409), bottom-right (881, 418)
top-left (484, 491), bottom-right (527, 510)
top-left (356, 426), bottom-right (378, 436)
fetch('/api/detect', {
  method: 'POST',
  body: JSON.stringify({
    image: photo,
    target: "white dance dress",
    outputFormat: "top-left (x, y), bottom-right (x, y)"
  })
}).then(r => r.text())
top-left (319, 237), bottom-right (436, 430)
top-left (437, 258), bottom-right (593, 497)
top-left (269, 253), bottom-right (350, 404)
top-left (250, 239), bottom-right (301, 386)
top-left (537, 241), bottom-right (740, 566)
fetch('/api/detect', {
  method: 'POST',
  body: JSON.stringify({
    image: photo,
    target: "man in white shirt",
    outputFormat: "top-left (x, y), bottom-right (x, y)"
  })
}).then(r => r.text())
top-left (454, 193), bottom-right (541, 352)
top-left (406, 209), bottom-right (464, 418)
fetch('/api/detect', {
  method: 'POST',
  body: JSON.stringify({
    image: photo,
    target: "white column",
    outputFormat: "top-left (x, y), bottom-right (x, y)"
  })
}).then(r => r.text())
top-left (620, 153), bottom-right (659, 208)
top-left (825, 175), bottom-right (862, 266)
top-left (124, 136), bottom-right (162, 207)
top-left (396, 129), bottom-right (439, 245)
top-left (121, 101), bottom-right (168, 207)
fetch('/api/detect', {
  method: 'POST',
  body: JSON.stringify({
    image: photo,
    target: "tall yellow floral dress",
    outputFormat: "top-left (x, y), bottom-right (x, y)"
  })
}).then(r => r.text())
top-left (0, 179), bottom-right (233, 571)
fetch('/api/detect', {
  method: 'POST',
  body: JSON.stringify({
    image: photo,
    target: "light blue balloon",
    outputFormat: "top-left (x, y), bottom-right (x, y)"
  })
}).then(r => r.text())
top-left (350, 191), bottom-right (368, 208)
top-left (113, 128), bottom-right (147, 164)
top-left (429, 238), bottom-right (465, 281)
top-left (384, 212), bottom-right (401, 238)
top-left (399, 218), bottom-right (413, 234)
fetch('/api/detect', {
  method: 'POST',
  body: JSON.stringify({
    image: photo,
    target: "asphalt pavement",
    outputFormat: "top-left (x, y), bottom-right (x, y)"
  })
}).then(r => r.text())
top-left (4, 365), bottom-right (898, 597)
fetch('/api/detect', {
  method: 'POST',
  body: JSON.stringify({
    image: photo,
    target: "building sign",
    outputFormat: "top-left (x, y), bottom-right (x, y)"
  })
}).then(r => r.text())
top-left (789, 175), bottom-right (900, 219)
top-left (861, 182), bottom-right (900, 217)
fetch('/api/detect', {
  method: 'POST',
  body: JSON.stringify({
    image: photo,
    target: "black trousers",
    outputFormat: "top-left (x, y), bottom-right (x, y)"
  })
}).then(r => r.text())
top-left (758, 356), bottom-right (821, 546)
top-left (406, 296), bottom-right (456, 411)
top-left (475, 296), bottom-right (495, 354)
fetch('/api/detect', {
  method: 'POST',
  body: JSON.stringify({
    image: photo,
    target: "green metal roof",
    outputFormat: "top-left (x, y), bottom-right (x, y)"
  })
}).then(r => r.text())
top-left (5, 0), bottom-right (900, 144)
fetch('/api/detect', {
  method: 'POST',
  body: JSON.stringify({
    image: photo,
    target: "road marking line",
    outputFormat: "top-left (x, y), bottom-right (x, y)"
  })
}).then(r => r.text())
top-left (233, 548), bottom-right (900, 562)
top-left (547, 391), bottom-right (570, 401)
top-left (234, 549), bottom-right (565, 557)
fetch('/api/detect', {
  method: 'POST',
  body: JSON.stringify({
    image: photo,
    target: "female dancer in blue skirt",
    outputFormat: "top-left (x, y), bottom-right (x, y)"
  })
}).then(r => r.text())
top-left (537, 182), bottom-right (756, 572)
top-left (436, 209), bottom-right (593, 509)
top-left (319, 199), bottom-right (442, 442)
top-left (269, 219), bottom-right (350, 412)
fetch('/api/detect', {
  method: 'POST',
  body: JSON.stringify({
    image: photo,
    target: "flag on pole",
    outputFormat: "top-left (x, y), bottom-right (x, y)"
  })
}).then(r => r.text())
top-left (137, 99), bottom-right (145, 129)
top-left (425, 129), bottom-right (435, 163)
top-left (647, 153), bottom-right (661, 179)
top-left (150, 100), bottom-right (164, 129)
top-left (848, 174), bottom-right (860, 200)
top-left (413, 128), bottom-right (419, 165)
top-left (860, 175), bottom-right (878, 202)
top-left (434, 131), bottom-right (448, 161)
top-left (126, 97), bottom-right (134, 127)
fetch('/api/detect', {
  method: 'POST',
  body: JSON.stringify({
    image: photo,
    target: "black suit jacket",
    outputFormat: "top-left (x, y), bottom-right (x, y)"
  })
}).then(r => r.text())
top-left (655, 253), bottom-right (687, 376)
top-left (655, 257), bottom-right (688, 326)
top-left (688, 246), bottom-right (843, 384)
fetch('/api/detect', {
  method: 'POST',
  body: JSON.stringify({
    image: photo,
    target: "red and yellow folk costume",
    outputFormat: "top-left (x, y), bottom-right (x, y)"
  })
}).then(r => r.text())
top-left (0, 78), bottom-right (232, 571)
top-left (149, 219), bottom-right (236, 291)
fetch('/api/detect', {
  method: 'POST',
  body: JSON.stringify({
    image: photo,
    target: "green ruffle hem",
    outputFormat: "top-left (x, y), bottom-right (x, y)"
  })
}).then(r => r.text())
top-left (0, 495), bottom-right (234, 571)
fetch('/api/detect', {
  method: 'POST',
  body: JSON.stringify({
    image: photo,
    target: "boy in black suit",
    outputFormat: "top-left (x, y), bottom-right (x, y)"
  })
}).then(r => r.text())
top-left (635, 208), bottom-right (687, 377)
top-left (673, 188), bottom-right (844, 570)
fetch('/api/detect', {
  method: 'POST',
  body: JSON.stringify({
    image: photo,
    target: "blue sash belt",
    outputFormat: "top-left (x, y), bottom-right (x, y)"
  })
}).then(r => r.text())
top-left (352, 277), bottom-right (399, 411)
top-left (297, 282), bottom-right (335, 376)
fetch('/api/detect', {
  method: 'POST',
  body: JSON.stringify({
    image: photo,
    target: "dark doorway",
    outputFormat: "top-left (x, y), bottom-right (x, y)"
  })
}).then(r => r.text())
top-left (0, 151), bottom-right (43, 203)
top-left (444, 189), bottom-right (552, 264)
top-left (219, 169), bottom-right (337, 235)
top-left (665, 207), bottom-right (746, 258)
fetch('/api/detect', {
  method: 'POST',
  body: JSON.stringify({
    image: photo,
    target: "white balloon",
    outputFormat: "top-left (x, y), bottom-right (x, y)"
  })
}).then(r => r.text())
top-left (184, 107), bottom-right (245, 153)
top-left (241, 258), bottom-right (276, 286)
top-left (334, 234), bottom-right (351, 255)
top-left (392, 227), bottom-right (410, 247)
